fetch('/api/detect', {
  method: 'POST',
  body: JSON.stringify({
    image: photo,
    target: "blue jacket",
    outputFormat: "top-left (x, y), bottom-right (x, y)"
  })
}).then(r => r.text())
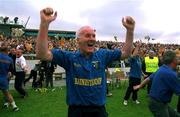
top-left (149, 65), bottom-right (180, 103)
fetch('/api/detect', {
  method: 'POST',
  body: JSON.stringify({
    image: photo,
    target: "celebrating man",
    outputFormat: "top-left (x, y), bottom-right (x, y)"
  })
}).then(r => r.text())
top-left (36, 7), bottom-right (135, 117)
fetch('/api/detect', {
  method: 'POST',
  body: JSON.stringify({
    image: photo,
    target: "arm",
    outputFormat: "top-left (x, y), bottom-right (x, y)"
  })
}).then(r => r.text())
top-left (131, 41), bottom-right (141, 57)
top-left (133, 77), bottom-right (150, 90)
top-left (121, 16), bottom-right (135, 59)
top-left (36, 7), bottom-right (57, 61)
top-left (142, 58), bottom-right (146, 74)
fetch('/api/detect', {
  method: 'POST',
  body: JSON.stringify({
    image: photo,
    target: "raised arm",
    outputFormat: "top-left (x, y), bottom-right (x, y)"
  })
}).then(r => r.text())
top-left (121, 16), bottom-right (135, 59)
top-left (131, 41), bottom-right (142, 57)
top-left (36, 7), bottom-right (57, 61)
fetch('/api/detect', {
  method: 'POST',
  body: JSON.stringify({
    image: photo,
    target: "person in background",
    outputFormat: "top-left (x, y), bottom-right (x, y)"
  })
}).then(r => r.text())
top-left (0, 43), bottom-right (19, 111)
top-left (8, 47), bottom-right (16, 75)
top-left (142, 50), bottom-right (160, 94)
top-left (24, 65), bottom-right (38, 88)
top-left (123, 41), bottom-right (142, 106)
top-left (45, 60), bottom-right (56, 89)
top-left (134, 50), bottom-right (180, 117)
top-left (106, 67), bottom-right (112, 97)
top-left (15, 49), bottom-right (28, 98)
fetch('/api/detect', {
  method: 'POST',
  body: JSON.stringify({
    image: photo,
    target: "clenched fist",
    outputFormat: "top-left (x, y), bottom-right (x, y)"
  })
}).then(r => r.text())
top-left (40, 7), bottom-right (57, 26)
top-left (122, 16), bottom-right (135, 32)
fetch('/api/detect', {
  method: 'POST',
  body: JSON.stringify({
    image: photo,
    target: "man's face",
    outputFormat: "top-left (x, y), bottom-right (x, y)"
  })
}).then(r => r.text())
top-left (77, 27), bottom-right (96, 55)
top-left (149, 52), bottom-right (154, 58)
top-left (16, 49), bottom-right (22, 58)
top-left (10, 48), bottom-right (16, 55)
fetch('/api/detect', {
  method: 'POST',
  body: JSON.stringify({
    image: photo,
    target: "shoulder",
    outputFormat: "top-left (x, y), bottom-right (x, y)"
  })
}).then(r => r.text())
top-left (3, 54), bottom-right (12, 60)
top-left (21, 56), bottom-right (26, 61)
top-left (159, 65), bottom-right (177, 78)
top-left (96, 48), bottom-right (121, 55)
top-left (52, 49), bottom-right (74, 55)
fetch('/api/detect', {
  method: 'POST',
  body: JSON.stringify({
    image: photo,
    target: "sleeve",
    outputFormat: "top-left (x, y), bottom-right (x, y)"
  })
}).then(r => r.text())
top-left (163, 73), bottom-right (180, 95)
top-left (103, 49), bottom-right (121, 66)
top-left (128, 57), bottom-right (133, 64)
top-left (149, 73), bottom-right (155, 81)
top-left (21, 57), bottom-right (27, 69)
top-left (8, 59), bottom-right (14, 73)
top-left (51, 49), bottom-right (71, 70)
top-left (142, 58), bottom-right (146, 74)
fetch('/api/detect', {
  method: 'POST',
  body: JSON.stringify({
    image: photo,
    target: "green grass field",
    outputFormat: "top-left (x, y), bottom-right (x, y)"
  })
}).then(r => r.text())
top-left (0, 84), bottom-right (178, 117)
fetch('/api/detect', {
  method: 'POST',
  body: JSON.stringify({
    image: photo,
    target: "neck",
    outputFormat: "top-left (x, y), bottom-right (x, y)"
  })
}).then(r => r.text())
top-left (166, 63), bottom-right (175, 70)
top-left (80, 50), bottom-right (92, 58)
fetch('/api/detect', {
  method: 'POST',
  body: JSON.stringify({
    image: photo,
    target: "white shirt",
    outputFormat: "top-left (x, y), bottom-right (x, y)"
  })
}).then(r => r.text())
top-left (15, 55), bottom-right (26, 72)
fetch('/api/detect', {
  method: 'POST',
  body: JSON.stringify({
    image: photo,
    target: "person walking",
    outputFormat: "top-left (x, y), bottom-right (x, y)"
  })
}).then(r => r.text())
top-left (0, 43), bottom-right (19, 111)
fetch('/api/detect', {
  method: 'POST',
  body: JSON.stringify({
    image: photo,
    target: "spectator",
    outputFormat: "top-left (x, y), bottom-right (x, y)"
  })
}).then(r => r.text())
top-left (142, 50), bottom-right (160, 94)
top-left (0, 43), bottom-right (19, 111)
top-left (123, 41), bottom-right (142, 106)
top-left (44, 60), bottom-right (56, 89)
top-left (15, 49), bottom-right (28, 98)
top-left (134, 50), bottom-right (180, 117)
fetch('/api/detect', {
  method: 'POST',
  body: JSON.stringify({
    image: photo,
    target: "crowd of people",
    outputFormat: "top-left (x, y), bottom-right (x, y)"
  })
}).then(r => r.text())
top-left (0, 34), bottom-right (179, 58)
top-left (0, 7), bottom-right (180, 117)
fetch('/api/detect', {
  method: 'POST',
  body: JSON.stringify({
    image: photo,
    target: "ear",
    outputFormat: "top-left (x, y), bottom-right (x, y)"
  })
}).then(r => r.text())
top-left (77, 38), bottom-right (81, 46)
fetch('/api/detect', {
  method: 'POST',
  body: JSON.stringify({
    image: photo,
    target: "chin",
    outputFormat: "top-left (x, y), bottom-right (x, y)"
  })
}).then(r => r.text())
top-left (87, 48), bottom-right (95, 53)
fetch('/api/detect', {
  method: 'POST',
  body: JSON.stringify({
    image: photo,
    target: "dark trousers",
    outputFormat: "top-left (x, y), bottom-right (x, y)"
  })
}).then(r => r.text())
top-left (106, 84), bottom-right (109, 94)
top-left (24, 70), bottom-right (37, 88)
top-left (15, 72), bottom-right (27, 96)
top-left (147, 81), bottom-right (152, 94)
top-left (177, 96), bottom-right (180, 113)
top-left (45, 73), bottom-right (53, 88)
top-left (124, 77), bottom-right (141, 101)
top-left (144, 74), bottom-right (152, 94)
top-left (68, 105), bottom-right (108, 117)
top-left (149, 97), bottom-right (180, 117)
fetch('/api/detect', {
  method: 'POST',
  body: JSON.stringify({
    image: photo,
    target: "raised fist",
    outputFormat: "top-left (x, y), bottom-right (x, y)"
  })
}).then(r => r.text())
top-left (122, 16), bottom-right (135, 32)
top-left (40, 7), bottom-right (57, 25)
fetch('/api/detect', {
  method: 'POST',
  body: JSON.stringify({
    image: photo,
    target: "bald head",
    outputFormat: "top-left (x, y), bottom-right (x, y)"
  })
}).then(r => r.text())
top-left (75, 26), bottom-right (96, 56)
top-left (76, 26), bottom-right (96, 39)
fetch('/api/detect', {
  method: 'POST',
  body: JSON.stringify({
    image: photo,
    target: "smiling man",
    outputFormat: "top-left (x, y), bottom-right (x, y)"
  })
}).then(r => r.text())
top-left (36, 7), bottom-right (135, 117)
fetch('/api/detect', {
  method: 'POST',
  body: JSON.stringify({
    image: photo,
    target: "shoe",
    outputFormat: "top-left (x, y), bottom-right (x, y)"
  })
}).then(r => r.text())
top-left (21, 93), bottom-right (28, 98)
top-left (52, 88), bottom-right (55, 92)
top-left (13, 107), bottom-right (19, 112)
top-left (123, 100), bottom-right (128, 106)
top-left (135, 100), bottom-right (140, 104)
top-left (107, 93), bottom-right (112, 97)
top-left (2, 103), bottom-right (9, 108)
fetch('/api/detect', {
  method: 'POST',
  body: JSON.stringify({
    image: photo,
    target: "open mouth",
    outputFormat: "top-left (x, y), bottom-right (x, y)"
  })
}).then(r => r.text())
top-left (87, 42), bottom-right (95, 47)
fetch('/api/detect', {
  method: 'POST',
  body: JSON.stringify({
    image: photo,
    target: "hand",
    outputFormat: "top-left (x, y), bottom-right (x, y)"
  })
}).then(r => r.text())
top-left (40, 7), bottom-right (57, 26)
top-left (133, 85), bottom-right (140, 90)
top-left (122, 16), bottom-right (135, 32)
top-left (135, 40), bottom-right (142, 48)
